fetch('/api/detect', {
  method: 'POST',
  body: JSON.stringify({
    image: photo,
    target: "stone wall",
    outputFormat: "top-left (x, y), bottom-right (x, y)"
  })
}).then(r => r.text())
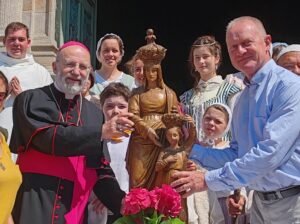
top-left (0, 0), bottom-right (58, 73)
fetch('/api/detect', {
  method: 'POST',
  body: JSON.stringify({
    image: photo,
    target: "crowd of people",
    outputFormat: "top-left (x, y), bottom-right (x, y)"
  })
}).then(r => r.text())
top-left (0, 15), bottom-right (299, 224)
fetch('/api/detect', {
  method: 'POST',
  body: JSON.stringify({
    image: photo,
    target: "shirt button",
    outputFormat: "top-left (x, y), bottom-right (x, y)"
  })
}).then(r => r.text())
top-left (55, 205), bottom-right (60, 209)
top-left (58, 195), bottom-right (62, 200)
top-left (60, 185), bottom-right (64, 190)
top-left (54, 215), bottom-right (59, 219)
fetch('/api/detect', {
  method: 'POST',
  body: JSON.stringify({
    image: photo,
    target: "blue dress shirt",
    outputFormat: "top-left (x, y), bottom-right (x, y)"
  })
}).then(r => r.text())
top-left (190, 60), bottom-right (300, 192)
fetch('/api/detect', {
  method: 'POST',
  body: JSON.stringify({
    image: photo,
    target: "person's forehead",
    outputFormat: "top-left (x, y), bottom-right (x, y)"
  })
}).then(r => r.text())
top-left (227, 22), bottom-right (258, 38)
top-left (193, 46), bottom-right (212, 54)
top-left (61, 46), bottom-right (90, 62)
top-left (101, 39), bottom-right (120, 48)
top-left (283, 51), bottom-right (300, 58)
top-left (134, 59), bottom-right (144, 66)
top-left (104, 95), bottom-right (127, 104)
top-left (278, 52), bottom-right (300, 64)
top-left (7, 28), bottom-right (27, 36)
top-left (206, 108), bottom-right (226, 117)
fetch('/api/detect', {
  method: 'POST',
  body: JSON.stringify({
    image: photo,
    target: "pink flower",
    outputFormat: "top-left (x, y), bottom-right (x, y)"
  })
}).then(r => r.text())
top-left (150, 184), bottom-right (182, 217)
top-left (115, 185), bottom-right (184, 224)
top-left (121, 188), bottom-right (151, 215)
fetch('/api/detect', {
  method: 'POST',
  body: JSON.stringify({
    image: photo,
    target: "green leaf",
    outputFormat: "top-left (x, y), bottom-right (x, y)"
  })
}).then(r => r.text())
top-left (160, 218), bottom-right (185, 224)
top-left (112, 215), bottom-right (136, 224)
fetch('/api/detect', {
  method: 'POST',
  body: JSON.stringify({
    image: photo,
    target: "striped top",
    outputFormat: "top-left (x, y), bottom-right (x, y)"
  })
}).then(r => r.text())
top-left (180, 76), bottom-right (241, 141)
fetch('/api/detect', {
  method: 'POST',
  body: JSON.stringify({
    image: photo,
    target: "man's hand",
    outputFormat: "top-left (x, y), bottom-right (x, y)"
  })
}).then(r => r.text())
top-left (227, 194), bottom-right (246, 217)
top-left (10, 76), bottom-right (22, 96)
top-left (171, 170), bottom-right (208, 198)
top-left (101, 112), bottom-right (134, 140)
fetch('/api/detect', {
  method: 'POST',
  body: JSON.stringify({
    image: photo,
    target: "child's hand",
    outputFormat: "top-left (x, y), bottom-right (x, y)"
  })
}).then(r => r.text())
top-left (186, 160), bottom-right (197, 171)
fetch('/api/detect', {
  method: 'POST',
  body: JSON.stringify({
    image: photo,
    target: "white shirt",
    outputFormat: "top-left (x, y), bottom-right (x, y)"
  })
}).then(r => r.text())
top-left (0, 52), bottom-right (53, 107)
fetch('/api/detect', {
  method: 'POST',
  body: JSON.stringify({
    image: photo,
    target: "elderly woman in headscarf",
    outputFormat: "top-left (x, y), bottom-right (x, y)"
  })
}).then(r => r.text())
top-left (276, 44), bottom-right (300, 76)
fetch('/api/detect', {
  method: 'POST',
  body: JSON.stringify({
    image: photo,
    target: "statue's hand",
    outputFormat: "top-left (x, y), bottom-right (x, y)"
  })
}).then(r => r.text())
top-left (184, 115), bottom-right (195, 127)
top-left (166, 155), bottom-right (178, 163)
top-left (147, 128), bottom-right (162, 147)
top-left (186, 160), bottom-right (197, 171)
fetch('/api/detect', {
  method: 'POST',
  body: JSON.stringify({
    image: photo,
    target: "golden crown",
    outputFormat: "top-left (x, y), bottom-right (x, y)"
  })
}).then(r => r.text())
top-left (162, 113), bottom-right (185, 129)
top-left (136, 29), bottom-right (167, 64)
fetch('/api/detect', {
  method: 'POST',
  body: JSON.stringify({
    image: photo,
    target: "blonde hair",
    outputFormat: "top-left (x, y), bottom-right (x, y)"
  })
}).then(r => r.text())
top-left (226, 16), bottom-right (267, 38)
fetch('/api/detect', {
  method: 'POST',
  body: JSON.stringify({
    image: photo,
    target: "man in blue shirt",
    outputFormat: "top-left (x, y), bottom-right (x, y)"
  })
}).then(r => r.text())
top-left (171, 16), bottom-right (300, 223)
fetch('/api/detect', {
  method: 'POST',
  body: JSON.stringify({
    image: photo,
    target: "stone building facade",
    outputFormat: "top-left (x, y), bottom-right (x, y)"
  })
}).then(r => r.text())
top-left (0, 0), bottom-right (97, 72)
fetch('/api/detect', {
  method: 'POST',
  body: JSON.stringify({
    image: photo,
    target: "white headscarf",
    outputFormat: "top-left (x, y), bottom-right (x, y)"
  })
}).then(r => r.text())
top-left (203, 102), bottom-right (232, 139)
top-left (276, 44), bottom-right (300, 62)
top-left (95, 33), bottom-right (125, 62)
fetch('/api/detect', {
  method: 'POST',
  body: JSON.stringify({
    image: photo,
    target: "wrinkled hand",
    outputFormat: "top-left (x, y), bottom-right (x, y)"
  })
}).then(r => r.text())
top-left (171, 170), bottom-right (208, 198)
top-left (227, 194), bottom-right (246, 217)
top-left (10, 76), bottom-right (22, 96)
top-left (147, 127), bottom-right (162, 147)
top-left (101, 112), bottom-right (134, 140)
top-left (186, 160), bottom-right (197, 171)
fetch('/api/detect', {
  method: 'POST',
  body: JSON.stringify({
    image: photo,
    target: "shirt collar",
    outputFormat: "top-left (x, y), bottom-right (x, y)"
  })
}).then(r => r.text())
top-left (0, 52), bottom-right (35, 66)
top-left (243, 59), bottom-right (275, 87)
top-left (197, 75), bottom-right (223, 88)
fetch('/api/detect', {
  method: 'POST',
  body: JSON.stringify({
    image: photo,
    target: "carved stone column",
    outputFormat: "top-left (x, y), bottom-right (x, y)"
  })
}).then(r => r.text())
top-left (23, 0), bottom-right (58, 72)
top-left (0, 0), bottom-right (23, 48)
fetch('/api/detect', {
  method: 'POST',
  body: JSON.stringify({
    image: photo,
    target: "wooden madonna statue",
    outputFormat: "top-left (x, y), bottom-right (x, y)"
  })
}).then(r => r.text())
top-left (126, 29), bottom-right (179, 190)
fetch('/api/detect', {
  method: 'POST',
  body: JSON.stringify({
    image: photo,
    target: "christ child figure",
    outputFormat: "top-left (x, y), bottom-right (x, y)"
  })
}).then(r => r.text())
top-left (154, 113), bottom-right (196, 187)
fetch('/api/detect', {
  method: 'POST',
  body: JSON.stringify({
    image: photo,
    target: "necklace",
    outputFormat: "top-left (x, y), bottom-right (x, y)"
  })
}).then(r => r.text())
top-left (49, 86), bottom-right (82, 126)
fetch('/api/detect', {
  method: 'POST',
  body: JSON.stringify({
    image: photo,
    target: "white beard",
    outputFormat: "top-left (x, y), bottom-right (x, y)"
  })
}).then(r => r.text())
top-left (54, 72), bottom-right (87, 99)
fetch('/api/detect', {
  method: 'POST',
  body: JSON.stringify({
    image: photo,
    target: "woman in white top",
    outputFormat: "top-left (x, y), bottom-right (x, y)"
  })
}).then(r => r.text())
top-left (90, 33), bottom-right (134, 95)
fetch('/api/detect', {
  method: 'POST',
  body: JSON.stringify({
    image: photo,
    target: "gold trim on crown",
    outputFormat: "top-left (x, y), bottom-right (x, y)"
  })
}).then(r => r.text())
top-left (136, 43), bottom-right (167, 64)
top-left (162, 113), bottom-right (185, 129)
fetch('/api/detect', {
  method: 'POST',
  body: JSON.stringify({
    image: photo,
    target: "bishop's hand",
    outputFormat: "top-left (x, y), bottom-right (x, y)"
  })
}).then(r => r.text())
top-left (101, 112), bottom-right (134, 140)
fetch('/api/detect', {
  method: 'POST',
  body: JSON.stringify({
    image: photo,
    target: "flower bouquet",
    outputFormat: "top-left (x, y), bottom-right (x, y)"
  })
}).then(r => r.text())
top-left (113, 184), bottom-right (184, 224)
